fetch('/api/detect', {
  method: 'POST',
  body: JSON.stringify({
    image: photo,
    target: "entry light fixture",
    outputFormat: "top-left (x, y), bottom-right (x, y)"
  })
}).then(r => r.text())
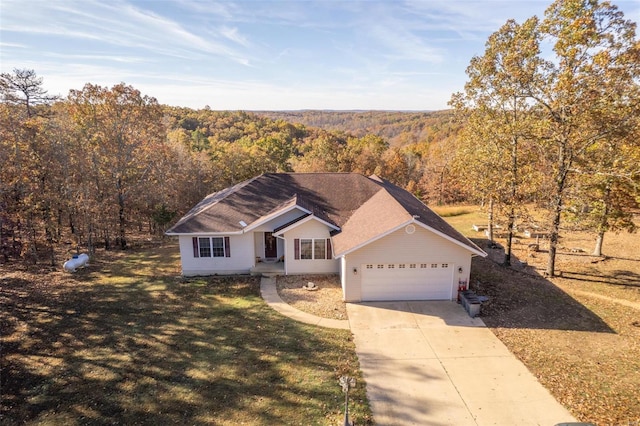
top-left (353, 267), bottom-right (358, 275)
top-left (458, 266), bottom-right (463, 273)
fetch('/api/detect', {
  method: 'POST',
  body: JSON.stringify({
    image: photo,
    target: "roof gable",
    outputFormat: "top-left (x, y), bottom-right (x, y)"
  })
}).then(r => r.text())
top-left (166, 172), bottom-right (486, 257)
top-left (273, 214), bottom-right (339, 236)
top-left (166, 173), bottom-right (381, 234)
top-left (331, 188), bottom-right (411, 255)
top-left (373, 177), bottom-right (485, 255)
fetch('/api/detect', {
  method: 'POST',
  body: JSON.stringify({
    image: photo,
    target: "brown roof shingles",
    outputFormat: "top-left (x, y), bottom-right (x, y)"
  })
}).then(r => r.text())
top-left (166, 172), bottom-right (485, 256)
top-left (373, 177), bottom-right (485, 254)
top-left (331, 188), bottom-right (411, 255)
top-left (167, 173), bottom-right (380, 234)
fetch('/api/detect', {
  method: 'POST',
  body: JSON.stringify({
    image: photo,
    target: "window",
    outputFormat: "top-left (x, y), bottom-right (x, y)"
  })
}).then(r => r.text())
top-left (441, 263), bottom-right (449, 268)
top-left (377, 264), bottom-right (384, 269)
top-left (294, 238), bottom-right (331, 260)
top-left (366, 264), bottom-right (373, 269)
top-left (300, 239), bottom-right (313, 259)
top-left (212, 238), bottom-right (225, 257)
top-left (431, 264), bottom-right (438, 268)
top-left (314, 239), bottom-right (326, 260)
top-left (399, 264), bottom-right (405, 269)
top-left (199, 237), bottom-right (211, 257)
top-left (388, 264), bottom-right (395, 269)
top-left (409, 264), bottom-right (416, 269)
top-left (420, 263), bottom-right (427, 268)
top-left (193, 236), bottom-right (230, 258)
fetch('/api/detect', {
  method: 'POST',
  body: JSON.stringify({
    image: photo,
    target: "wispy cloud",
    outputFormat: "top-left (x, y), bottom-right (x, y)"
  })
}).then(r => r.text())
top-left (219, 26), bottom-right (251, 47)
top-left (177, 0), bottom-right (238, 20)
top-left (43, 52), bottom-right (150, 64)
top-left (7, 0), bottom-right (634, 111)
top-left (2, 0), bottom-right (252, 65)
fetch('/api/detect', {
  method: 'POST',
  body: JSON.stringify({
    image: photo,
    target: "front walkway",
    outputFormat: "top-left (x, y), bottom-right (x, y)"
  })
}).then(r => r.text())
top-left (259, 276), bottom-right (350, 329)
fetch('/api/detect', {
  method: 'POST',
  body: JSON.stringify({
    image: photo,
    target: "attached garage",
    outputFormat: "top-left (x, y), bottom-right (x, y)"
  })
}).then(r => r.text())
top-left (360, 262), bottom-right (454, 301)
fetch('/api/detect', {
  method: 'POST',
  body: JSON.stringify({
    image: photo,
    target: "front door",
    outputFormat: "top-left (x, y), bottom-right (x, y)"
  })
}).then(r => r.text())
top-left (264, 232), bottom-right (277, 258)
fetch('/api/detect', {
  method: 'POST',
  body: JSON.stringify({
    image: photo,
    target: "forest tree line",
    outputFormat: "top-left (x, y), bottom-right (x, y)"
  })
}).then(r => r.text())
top-left (0, 70), bottom-right (467, 266)
top-left (1, 0), bottom-right (639, 275)
top-left (254, 110), bottom-right (455, 147)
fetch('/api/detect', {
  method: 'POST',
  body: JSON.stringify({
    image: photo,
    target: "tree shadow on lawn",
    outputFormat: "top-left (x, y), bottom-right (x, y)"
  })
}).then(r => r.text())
top-left (470, 240), bottom-right (615, 333)
top-left (1, 270), bottom-right (368, 425)
top-left (559, 269), bottom-right (640, 288)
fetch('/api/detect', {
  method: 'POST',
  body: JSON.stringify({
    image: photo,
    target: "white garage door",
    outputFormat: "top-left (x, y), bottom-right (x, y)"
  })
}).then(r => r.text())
top-left (361, 262), bottom-right (453, 301)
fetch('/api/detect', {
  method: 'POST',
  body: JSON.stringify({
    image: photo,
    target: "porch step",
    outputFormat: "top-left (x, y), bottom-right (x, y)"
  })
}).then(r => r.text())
top-left (250, 262), bottom-right (285, 277)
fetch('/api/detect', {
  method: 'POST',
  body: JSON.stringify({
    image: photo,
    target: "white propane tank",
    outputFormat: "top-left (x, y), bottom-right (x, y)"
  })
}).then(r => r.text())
top-left (63, 253), bottom-right (89, 272)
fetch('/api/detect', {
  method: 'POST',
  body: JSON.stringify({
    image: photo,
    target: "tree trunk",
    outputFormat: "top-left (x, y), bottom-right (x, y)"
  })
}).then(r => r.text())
top-left (117, 178), bottom-right (127, 250)
top-left (505, 205), bottom-right (515, 267)
top-left (487, 198), bottom-right (494, 244)
top-left (593, 186), bottom-right (610, 257)
top-left (547, 197), bottom-right (562, 276)
top-left (593, 232), bottom-right (605, 257)
top-left (438, 167), bottom-right (445, 206)
top-left (88, 222), bottom-right (95, 255)
top-left (505, 131), bottom-right (518, 267)
top-left (546, 141), bottom-right (571, 277)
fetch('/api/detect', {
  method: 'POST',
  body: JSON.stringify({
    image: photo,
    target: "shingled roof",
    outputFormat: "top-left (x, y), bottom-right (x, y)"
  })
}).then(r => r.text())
top-left (166, 173), bottom-right (485, 256)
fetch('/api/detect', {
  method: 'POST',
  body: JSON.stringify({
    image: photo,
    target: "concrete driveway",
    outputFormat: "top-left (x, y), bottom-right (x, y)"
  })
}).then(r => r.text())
top-left (346, 301), bottom-right (577, 426)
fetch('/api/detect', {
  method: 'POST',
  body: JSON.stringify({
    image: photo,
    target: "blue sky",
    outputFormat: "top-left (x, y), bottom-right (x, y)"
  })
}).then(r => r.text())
top-left (2, 0), bottom-right (639, 110)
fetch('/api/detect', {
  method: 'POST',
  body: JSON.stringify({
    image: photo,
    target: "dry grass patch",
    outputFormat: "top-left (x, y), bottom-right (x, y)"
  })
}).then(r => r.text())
top-left (0, 244), bottom-right (371, 425)
top-left (276, 275), bottom-right (347, 320)
top-left (449, 206), bottom-right (640, 425)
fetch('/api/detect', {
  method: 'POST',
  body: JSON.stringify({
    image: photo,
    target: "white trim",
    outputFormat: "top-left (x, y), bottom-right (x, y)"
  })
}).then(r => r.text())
top-left (412, 220), bottom-right (487, 257)
top-left (334, 219), bottom-right (414, 257)
top-left (166, 231), bottom-right (243, 236)
top-left (168, 202), bottom-right (314, 236)
top-left (273, 214), bottom-right (340, 236)
top-left (243, 204), bottom-right (311, 233)
top-left (334, 218), bottom-right (487, 258)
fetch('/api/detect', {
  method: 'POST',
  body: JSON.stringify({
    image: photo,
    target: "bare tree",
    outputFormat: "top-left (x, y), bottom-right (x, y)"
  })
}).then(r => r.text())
top-left (0, 69), bottom-right (58, 117)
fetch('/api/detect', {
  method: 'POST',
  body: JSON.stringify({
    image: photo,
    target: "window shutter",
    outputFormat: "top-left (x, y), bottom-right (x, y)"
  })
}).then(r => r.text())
top-left (224, 236), bottom-right (231, 257)
top-left (192, 237), bottom-right (199, 258)
top-left (326, 238), bottom-right (332, 259)
top-left (294, 239), bottom-right (300, 260)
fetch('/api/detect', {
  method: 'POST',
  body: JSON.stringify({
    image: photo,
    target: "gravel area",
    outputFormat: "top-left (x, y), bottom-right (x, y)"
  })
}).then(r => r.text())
top-left (276, 274), bottom-right (347, 320)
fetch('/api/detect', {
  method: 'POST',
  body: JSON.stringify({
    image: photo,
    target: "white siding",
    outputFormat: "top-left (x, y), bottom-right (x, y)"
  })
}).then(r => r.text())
top-left (251, 209), bottom-right (307, 232)
top-left (282, 219), bottom-right (339, 275)
top-left (341, 224), bottom-right (472, 302)
top-left (178, 234), bottom-right (255, 276)
top-left (177, 209), bottom-right (310, 276)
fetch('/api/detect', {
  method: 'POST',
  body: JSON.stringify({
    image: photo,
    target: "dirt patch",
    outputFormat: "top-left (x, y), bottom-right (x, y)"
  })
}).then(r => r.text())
top-left (276, 275), bottom-right (347, 320)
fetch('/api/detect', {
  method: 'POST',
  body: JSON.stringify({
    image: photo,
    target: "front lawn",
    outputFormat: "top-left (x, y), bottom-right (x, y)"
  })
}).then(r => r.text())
top-left (0, 244), bottom-right (371, 425)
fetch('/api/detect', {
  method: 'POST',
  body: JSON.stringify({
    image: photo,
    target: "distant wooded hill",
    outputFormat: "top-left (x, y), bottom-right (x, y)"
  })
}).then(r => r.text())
top-left (254, 110), bottom-right (455, 147)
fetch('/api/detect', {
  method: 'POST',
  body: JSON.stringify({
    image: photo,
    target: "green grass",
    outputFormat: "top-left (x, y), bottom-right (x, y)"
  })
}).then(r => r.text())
top-left (430, 205), bottom-right (474, 217)
top-left (430, 205), bottom-right (488, 238)
top-left (1, 245), bottom-right (372, 425)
